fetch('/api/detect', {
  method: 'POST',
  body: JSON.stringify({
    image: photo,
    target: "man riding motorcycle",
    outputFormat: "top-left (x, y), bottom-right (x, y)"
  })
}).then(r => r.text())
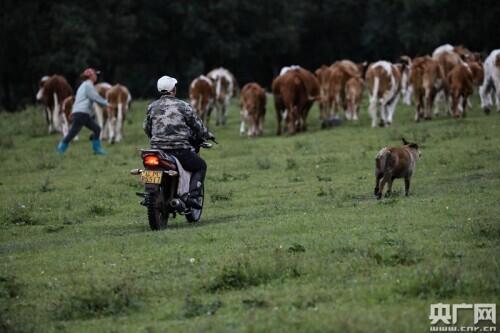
top-left (143, 75), bottom-right (213, 209)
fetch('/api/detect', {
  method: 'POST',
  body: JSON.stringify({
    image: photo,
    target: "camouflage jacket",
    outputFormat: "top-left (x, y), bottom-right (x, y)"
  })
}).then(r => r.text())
top-left (143, 95), bottom-right (208, 150)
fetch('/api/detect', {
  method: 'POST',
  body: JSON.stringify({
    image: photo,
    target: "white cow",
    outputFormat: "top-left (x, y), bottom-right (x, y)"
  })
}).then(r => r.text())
top-left (479, 49), bottom-right (500, 114)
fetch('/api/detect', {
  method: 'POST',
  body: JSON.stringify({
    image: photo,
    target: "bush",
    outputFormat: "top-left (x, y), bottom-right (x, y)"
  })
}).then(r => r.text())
top-left (256, 157), bottom-right (271, 170)
top-left (206, 258), bottom-right (301, 293)
top-left (182, 295), bottom-right (222, 318)
top-left (3, 202), bottom-right (40, 225)
top-left (55, 278), bottom-right (142, 320)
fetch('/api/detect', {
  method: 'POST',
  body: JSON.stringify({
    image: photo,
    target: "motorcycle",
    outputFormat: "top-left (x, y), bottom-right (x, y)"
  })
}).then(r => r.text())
top-left (130, 138), bottom-right (215, 230)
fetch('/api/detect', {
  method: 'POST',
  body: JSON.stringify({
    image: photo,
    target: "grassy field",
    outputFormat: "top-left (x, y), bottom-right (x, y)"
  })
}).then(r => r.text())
top-left (0, 93), bottom-right (499, 333)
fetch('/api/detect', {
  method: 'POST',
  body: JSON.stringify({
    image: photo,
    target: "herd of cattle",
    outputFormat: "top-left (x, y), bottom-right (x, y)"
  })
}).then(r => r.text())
top-left (36, 44), bottom-right (500, 141)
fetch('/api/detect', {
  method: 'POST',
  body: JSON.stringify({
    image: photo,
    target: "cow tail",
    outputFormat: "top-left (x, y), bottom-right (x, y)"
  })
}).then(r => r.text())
top-left (375, 149), bottom-right (391, 175)
top-left (372, 76), bottom-right (380, 99)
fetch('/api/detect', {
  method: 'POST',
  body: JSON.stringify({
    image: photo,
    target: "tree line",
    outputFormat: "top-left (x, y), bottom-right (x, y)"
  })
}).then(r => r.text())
top-left (1, 0), bottom-right (499, 111)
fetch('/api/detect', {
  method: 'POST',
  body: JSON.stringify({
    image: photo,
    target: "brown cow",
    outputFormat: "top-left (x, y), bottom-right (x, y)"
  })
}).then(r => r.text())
top-left (365, 61), bottom-right (402, 127)
top-left (409, 56), bottom-right (445, 121)
top-left (432, 44), bottom-right (476, 115)
top-left (374, 138), bottom-right (421, 199)
top-left (36, 75), bottom-right (73, 134)
top-left (345, 76), bottom-right (364, 121)
top-left (316, 60), bottom-right (363, 121)
top-left (447, 63), bottom-right (474, 118)
top-left (105, 84), bottom-right (130, 143)
top-left (189, 75), bottom-right (215, 126)
top-left (315, 65), bottom-right (331, 120)
top-left (207, 67), bottom-right (238, 126)
top-left (294, 67), bottom-right (320, 130)
top-left (272, 70), bottom-right (308, 135)
top-left (240, 82), bottom-right (266, 137)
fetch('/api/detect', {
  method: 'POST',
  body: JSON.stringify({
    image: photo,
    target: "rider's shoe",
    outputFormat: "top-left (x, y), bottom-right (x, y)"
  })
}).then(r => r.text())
top-left (182, 193), bottom-right (202, 209)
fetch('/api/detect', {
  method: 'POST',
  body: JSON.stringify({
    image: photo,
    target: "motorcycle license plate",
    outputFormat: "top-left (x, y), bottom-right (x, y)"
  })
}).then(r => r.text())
top-left (141, 170), bottom-right (162, 184)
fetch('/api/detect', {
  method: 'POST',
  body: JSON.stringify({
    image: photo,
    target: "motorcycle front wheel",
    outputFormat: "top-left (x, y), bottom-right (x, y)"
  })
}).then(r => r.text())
top-left (186, 184), bottom-right (204, 223)
top-left (146, 189), bottom-right (168, 230)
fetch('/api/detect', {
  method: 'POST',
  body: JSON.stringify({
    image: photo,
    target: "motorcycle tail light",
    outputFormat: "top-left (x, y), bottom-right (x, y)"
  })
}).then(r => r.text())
top-left (143, 155), bottom-right (159, 166)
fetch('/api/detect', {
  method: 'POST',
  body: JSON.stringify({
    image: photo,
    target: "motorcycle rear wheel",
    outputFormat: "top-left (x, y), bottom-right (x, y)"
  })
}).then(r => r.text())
top-left (146, 190), bottom-right (168, 230)
top-left (186, 184), bottom-right (204, 223)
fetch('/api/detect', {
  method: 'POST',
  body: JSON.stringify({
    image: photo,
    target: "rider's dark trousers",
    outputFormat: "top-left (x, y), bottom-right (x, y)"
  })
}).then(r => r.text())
top-left (165, 149), bottom-right (207, 196)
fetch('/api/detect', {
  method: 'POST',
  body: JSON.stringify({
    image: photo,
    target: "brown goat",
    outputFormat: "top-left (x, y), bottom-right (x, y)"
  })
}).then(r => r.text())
top-left (374, 138), bottom-right (421, 199)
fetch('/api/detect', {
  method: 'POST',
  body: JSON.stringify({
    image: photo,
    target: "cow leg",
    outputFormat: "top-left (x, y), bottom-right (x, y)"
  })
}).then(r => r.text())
top-left (345, 102), bottom-right (353, 120)
top-left (494, 79), bottom-right (500, 112)
top-left (369, 97), bottom-right (378, 128)
top-left (404, 176), bottom-right (411, 196)
top-left (61, 113), bottom-right (69, 137)
top-left (385, 177), bottom-right (394, 197)
top-left (379, 104), bottom-right (388, 127)
top-left (461, 96), bottom-right (468, 118)
top-left (276, 108), bottom-right (283, 136)
top-left (240, 108), bottom-right (247, 136)
top-left (108, 113), bottom-right (115, 144)
top-left (353, 105), bottom-right (359, 121)
top-left (479, 76), bottom-right (493, 114)
top-left (52, 93), bottom-right (61, 133)
top-left (433, 90), bottom-right (444, 116)
top-left (425, 88), bottom-right (437, 120)
top-left (46, 108), bottom-right (53, 133)
top-left (403, 85), bottom-right (413, 106)
top-left (222, 101), bottom-right (229, 125)
top-left (387, 94), bottom-right (400, 125)
top-left (94, 105), bottom-right (104, 139)
top-left (377, 173), bottom-right (391, 199)
top-left (374, 173), bottom-right (383, 196)
top-left (116, 103), bottom-right (123, 142)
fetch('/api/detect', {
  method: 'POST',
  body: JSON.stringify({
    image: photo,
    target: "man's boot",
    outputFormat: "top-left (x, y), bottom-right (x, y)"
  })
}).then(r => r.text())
top-left (91, 139), bottom-right (106, 155)
top-left (56, 141), bottom-right (69, 154)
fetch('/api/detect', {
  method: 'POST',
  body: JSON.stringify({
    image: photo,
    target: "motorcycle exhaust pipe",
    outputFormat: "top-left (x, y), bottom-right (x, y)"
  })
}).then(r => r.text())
top-left (170, 199), bottom-right (186, 211)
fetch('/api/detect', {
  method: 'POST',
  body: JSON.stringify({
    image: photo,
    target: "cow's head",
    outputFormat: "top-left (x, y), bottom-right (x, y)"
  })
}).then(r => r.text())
top-left (402, 137), bottom-right (421, 158)
top-left (36, 76), bottom-right (50, 101)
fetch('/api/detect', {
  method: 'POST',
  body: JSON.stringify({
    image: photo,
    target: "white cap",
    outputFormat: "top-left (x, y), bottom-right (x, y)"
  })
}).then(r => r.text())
top-left (157, 75), bottom-right (178, 93)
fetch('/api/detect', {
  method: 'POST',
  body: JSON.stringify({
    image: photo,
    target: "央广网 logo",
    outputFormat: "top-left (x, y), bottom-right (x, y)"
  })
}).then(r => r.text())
top-left (429, 303), bottom-right (496, 332)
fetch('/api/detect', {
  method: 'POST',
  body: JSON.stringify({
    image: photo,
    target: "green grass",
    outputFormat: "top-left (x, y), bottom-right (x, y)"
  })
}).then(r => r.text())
top-left (0, 94), bottom-right (499, 332)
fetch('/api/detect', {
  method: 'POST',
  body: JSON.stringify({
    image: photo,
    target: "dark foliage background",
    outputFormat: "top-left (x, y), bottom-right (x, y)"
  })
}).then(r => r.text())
top-left (1, 0), bottom-right (499, 111)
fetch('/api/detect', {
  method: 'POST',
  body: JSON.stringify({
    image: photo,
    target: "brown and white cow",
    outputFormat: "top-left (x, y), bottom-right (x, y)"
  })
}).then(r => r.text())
top-left (207, 67), bottom-right (238, 126)
top-left (365, 61), bottom-right (402, 127)
top-left (93, 82), bottom-right (112, 137)
top-left (36, 75), bottom-right (73, 134)
top-left (272, 66), bottom-right (319, 135)
top-left (447, 63), bottom-right (474, 118)
top-left (408, 56), bottom-right (445, 121)
top-left (479, 49), bottom-right (500, 114)
top-left (189, 75), bottom-right (215, 126)
top-left (240, 82), bottom-right (266, 137)
top-left (105, 84), bottom-right (130, 143)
